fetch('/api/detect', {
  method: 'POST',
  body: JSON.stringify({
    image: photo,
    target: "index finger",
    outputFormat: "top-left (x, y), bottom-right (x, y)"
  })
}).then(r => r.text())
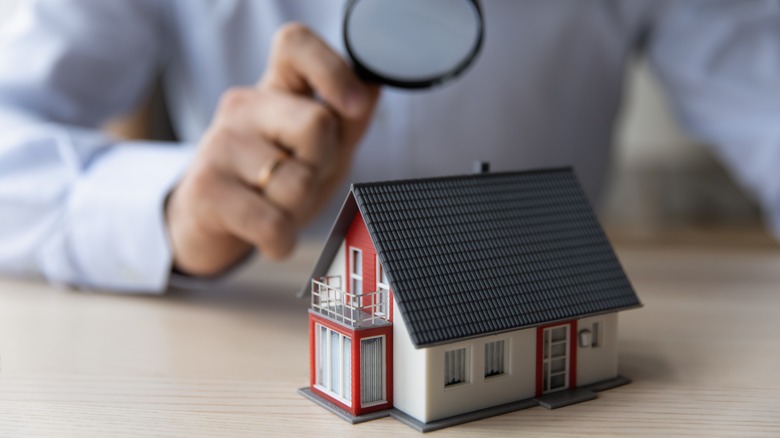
top-left (258, 23), bottom-right (371, 119)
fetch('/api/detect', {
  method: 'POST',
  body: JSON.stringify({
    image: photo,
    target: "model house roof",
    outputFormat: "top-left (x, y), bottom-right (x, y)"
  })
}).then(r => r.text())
top-left (305, 168), bottom-right (641, 347)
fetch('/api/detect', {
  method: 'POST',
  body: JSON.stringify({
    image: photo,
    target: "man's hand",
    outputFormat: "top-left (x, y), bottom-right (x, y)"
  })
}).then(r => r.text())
top-left (165, 23), bottom-right (381, 276)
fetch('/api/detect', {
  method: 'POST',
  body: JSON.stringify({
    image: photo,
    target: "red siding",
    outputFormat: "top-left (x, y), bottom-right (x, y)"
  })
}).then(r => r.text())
top-left (535, 326), bottom-right (544, 396)
top-left (569, 320), bottom-right (578, 390)
top-left (309, 313), bottom-right (355, 414)
top-left (353, 324), bottom-right (394, 416)
top-left (309, 314), bottom-right (316, 392)
top-left (345, 212), bottom-right (393, 322)
top-left (345, 213), bottom-right (375, 294)
top-left (309, 312), bottom-right (393, 416)
top-left (308, 211), bottom-right (395, 417)
top-left (389, 290), bottom-right (394, 322)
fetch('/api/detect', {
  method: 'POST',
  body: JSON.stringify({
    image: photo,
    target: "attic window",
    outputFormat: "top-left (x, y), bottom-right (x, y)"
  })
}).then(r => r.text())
top-left (376, 260), bottom-right (390, 316)
top-left (445, 347), bottom-right (469, 387)
top-left (350, 248), bottom-right (363, 294)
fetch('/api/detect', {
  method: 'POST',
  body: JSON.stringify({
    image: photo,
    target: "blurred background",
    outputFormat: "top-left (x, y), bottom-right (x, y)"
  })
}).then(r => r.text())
top-left (0, 1), bottom-right (770, 247)
top-left (605, 61), bottom-right (769, 246)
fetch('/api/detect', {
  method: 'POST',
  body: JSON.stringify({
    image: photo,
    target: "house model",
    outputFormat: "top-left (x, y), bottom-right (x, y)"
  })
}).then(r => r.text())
top-left (298, 166), bottom-right (642, 432)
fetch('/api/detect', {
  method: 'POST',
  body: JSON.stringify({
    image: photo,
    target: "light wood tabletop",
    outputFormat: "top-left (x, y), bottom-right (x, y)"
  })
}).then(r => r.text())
top-left (1, 240), bottom-right (779, 437)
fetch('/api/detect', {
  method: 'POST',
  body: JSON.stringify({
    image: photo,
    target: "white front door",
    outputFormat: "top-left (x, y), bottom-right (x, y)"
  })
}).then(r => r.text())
top-left (542, 325), bottom-right (570, 394)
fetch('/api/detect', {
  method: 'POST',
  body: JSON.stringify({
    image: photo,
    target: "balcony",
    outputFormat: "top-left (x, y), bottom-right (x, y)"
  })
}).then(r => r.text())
top-left (310, 276), bottom-right (390, 327)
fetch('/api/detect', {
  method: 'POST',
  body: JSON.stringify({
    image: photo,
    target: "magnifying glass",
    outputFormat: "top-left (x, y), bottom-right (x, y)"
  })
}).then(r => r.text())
top-left (343, 0), bottom-right (484, 89)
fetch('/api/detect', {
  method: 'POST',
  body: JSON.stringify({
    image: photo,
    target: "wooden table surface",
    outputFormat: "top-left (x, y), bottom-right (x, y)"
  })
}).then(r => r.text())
top-left (1, 241), bottom-right (779, 437)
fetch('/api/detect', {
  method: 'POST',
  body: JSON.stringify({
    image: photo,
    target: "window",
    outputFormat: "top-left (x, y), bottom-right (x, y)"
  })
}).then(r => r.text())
top-left (361, 336), bottom-right (385, 406)
top-left (484, 340), bottom-right (506, 378)
top-left (445, 348), bottom-right (469, 386)
top-left (376, 260), bottom-right (390, 316)
top-left (350, 248), bottom-right (362, 294)
top-left (316, 325), bottom-right (352, 404)
top-left (591, 321), bottom-right (602, 348)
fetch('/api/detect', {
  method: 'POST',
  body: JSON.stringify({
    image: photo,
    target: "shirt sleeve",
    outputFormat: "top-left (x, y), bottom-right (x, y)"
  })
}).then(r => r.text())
top-left (646, 0), bottom-right (780, 237)
top-left (0, 0), bottom-right (195, 292)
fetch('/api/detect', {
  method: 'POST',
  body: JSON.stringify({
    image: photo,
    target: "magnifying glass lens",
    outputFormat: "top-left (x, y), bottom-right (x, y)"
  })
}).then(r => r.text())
top-left (344, 0), bottom-right (483, 89)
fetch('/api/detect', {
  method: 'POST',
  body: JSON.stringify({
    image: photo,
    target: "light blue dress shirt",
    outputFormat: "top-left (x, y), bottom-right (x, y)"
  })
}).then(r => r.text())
top-left (0, 0), bottom-right (778, 292)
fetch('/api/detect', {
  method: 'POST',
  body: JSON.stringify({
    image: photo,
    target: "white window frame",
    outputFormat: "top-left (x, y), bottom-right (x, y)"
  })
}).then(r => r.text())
top-left (444, 347), bottom-right (470, 388)
top-left (360, 335), bottom-right (387, 407)
top-left (349, 247), bottom-right (363, 295)
top-left (375, 259), bottom-right (390, 317)
top-left (315, 324), bottom-right (352, 406)
top-left (484, 339), bottom-right (509, 379)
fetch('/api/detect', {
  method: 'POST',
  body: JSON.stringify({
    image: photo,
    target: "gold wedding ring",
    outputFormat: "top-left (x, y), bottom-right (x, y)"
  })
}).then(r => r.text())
top-left (255, 150), bottom-right (289, 191)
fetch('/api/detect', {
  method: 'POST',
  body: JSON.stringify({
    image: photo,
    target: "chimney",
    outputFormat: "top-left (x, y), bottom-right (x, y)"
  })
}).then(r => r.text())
top-left (473, 161), bottom-right (490, 174)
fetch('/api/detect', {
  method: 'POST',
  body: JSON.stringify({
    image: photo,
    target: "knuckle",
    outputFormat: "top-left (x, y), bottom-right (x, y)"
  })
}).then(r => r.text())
top-left (201, 128), bottom-right (241, 160)
top-left (203, 128), bottom-right (230, 149)
top-left (218, 87), bottom-right (253, 113)
top-left (303, 106), bottom-right (337, 138)
top-left (216, 131), bottom-right (244, 156)
top-left (274, 22), bottom-right (311, 49)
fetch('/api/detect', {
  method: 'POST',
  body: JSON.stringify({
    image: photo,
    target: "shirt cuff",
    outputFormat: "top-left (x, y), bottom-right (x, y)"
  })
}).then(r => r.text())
top-left (46, 142), bottom-right (195, 293)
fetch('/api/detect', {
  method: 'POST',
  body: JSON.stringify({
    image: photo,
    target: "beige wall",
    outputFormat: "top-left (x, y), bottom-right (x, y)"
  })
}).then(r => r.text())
top-left (393, 313), bottom-right (621, 424)
top-left (391, 300), bottom-right (428, 421)
top-left (324, 240), bottom-right (346, 282)
top-left (576, 313), bottom-right (619, 386)
top-left (421, 327), bottom-right (537, 423)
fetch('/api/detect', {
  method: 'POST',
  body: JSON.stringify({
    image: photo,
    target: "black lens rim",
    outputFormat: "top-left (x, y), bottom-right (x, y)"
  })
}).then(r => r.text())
top-left (343, 0), bottom-right (484, 89)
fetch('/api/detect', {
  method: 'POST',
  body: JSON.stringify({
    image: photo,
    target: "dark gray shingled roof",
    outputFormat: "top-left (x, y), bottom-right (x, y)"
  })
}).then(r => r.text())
top-left (305, 168), bottom-right (641, 347)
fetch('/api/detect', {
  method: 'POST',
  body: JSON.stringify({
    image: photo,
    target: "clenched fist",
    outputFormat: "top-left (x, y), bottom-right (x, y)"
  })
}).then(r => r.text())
top-left (166, 23), bottom-right (381, 276)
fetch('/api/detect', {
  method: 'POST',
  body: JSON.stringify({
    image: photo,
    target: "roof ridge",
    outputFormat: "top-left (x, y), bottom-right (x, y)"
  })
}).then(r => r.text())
top-left (351, 166), bottom-right (575, 191)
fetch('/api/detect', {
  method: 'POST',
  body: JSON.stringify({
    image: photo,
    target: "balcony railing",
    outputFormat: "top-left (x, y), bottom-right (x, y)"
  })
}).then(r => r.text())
top-left (311, 276), bottom-right (390, 327)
